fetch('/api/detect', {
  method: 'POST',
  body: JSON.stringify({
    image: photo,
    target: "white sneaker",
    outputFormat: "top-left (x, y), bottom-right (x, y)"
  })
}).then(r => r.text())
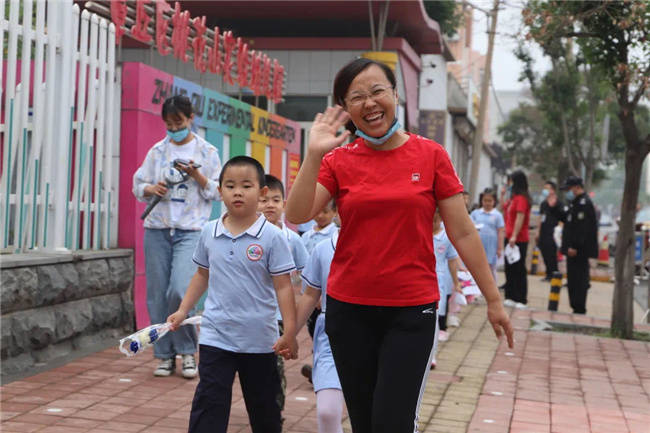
top-left (154, 358), bottom-right (175, 377)
top-left (503, 299), bottom-right (516, 307)
top-left (181, 354), bottom-right (198, 379)
top-left (448, 315), bottom-right (461, 327)
top-left (514, 302), bottom-right (527, 310)
top-left (438, 330), bottom-right (449, 342)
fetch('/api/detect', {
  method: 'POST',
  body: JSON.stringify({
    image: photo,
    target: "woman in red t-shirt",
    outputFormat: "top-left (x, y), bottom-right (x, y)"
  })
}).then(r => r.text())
top-left (503, 170), bottom-right (532, 306)
top-left (285, 58), bottom-right (513, 433)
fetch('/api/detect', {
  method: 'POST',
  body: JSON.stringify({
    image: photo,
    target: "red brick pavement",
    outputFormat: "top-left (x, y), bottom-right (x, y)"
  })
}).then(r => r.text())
top-left (468, 310), bottom-right (650, 433)
top-left (0, 327), bottom-right (328, 433)
top-left (3, 307), bottom-right (649, 433)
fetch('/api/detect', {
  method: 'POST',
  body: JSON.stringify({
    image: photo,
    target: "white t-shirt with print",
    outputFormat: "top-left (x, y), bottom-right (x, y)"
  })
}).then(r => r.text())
top-left (167, 138), bottom-right (197, 225)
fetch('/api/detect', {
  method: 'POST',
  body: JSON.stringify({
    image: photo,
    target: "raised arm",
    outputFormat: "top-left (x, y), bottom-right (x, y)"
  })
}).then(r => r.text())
top-left (285, 106), bottom-right (350, 224)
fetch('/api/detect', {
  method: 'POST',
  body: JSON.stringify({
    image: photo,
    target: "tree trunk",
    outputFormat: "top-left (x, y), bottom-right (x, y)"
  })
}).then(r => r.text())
top-left (584, 163), bottom-right (594, 192)
top-left (611, 108), bottom-right (648, 338)
top-left (561, 114), bottom-right (578, 175)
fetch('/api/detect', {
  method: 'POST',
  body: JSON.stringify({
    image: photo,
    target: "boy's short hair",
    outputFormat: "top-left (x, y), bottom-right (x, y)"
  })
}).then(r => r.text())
top-left (264, 174), bottom-right (285, 199)
top-left (219, 156), bottom-right (265, 187)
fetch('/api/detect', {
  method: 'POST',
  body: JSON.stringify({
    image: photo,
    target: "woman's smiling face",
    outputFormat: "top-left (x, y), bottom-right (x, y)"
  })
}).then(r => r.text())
top-left (344, 64), bottom-right (397, 138)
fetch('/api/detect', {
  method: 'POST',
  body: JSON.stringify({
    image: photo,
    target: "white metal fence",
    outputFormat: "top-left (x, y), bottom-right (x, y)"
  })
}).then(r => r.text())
top-left (1, 0), bottom-right (120, 253)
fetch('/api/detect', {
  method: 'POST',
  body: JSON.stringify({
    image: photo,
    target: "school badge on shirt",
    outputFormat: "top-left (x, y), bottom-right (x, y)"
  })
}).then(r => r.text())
top-left (411, 173), bottom-right (420, 182)
top-left (246, 244), bottom-right (263, 261)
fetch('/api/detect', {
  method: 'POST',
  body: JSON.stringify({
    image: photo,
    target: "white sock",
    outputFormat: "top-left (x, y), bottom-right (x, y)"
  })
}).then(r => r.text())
top-left (316, 388), bottom-right (345, 433)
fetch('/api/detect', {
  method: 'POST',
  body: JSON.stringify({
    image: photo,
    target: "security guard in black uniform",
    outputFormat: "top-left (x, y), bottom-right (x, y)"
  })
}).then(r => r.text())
top-left (560, 176), bottom-right (598, 314)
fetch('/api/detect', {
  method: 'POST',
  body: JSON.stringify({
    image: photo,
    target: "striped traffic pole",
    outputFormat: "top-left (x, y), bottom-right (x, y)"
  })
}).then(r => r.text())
top-left (548, 271), bottom-right (562, 311)
top-left (530, 247), bottom-right (540, 275)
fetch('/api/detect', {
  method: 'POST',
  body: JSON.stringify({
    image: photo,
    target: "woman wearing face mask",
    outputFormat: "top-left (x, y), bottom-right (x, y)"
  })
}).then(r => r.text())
top-left (133, 95), bottom-right (222, 379)
top-left (285, 58), bottom-right (513, 433)
top-left (535, 181), bottom-right (565, 282)
top-left (502, 170), bottom-right (532, 308)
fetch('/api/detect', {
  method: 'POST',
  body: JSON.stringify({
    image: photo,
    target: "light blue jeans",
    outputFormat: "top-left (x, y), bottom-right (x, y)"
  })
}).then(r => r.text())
top-left (144, 228), bottom-right (200, 359)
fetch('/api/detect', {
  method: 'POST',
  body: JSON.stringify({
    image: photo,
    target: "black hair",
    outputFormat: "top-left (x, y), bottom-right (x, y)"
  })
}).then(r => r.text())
top-left (264, 174), bottom-right (285, 199)
top-left (544, 180), bottom-right (557, 191)
top-left (479, 188), bottom-right (498, 207)
top-left (333, 58), bottom-right (397, 133)
top-left (325, 199), bottom-right (337, 212)
top-left (219, 156), bottom-right (265, 188)
top-left (509, 170), bottom-right (532, 205)
top-left (162, 95), bottom-right (193, 122)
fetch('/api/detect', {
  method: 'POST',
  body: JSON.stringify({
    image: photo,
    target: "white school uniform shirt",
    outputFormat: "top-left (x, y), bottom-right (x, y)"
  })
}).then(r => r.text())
top-left (301, 230), bottom-right (338, 312)
top-left (281, 223), bottom-right (309, 271)
top-left (192, 213), bottom-right (296, 353)
top-left (301, 222), bottom-right (338, 254)
top-left (433, 228), bottom-right (458, 297)
top-left (297, 219), bottom-right (316, 233)
top-left (273, 222), bottom-right (309, 321)
top-left (133, 134), bottom-right (222, 230)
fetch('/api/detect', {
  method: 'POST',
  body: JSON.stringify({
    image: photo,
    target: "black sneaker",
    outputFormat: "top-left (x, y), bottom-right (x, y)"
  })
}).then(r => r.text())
top-left (181, 354), bottom-right (198, 379)
top-left (154, 358), bottom-right (175, 377)
top-left (301, 364), bottom-right (313, 384)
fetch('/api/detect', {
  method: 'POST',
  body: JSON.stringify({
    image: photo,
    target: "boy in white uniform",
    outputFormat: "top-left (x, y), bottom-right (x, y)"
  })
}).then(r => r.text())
top-left (296, 230), bottom-right (344, 433)
top-left (260, 174), bottom-right (309, 276)
top-left (299, 198), bottom-right (338, 382)
top-left (168, 156), bottom-right (298, 433)
top-left (432, 210), bottom-right (462, 357)
top-left (259, 174), bottom-right (309, 413)
top-left (301, 201), bottom-right (338, 254)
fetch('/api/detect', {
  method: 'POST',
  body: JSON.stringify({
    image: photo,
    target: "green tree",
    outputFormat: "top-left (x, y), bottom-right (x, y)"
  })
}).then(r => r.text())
top-left (523, 0), bottom-right (650, 338)
top-left (500, 44), bottom-right (610, 190)
top-left (498, 104), bottom-right (566, 181)
top-left (423, 0), bottom-right (463, 37)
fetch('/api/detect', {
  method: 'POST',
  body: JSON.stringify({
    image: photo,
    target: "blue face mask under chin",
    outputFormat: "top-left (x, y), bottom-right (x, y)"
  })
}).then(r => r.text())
top-left (355, 119), bottom-right (401, 146)
top-left (167, 127), bottom-right (190, 143)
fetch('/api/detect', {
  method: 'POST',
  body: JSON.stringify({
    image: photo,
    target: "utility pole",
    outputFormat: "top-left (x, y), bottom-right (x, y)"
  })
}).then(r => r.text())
top-left (468, 0), bottom-right (500, 201)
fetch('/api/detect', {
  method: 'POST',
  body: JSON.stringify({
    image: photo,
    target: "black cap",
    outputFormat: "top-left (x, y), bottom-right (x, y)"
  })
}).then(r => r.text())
top-left (560, 176), bottom-right (583, 190)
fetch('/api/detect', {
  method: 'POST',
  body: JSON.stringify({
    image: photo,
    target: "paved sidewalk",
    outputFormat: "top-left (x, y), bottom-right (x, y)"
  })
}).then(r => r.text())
top-left (467, 308), bottom-right (650, 433)
top-left (2, 274), bottom-right (649, 432)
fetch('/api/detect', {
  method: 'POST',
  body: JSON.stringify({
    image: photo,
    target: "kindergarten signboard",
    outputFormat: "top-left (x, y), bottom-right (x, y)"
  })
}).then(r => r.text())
top-left (119, 62), bottom-right (300, 328)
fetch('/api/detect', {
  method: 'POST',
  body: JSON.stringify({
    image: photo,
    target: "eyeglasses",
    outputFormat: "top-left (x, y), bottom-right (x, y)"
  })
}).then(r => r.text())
top-left (345, 86), bottom-right (394, 107)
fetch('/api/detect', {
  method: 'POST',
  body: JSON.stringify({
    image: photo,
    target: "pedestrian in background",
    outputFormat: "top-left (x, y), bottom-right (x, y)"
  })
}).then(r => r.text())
top-left (560, 176), bottom-right (598, 314)
top-left (536, 180), bottom-right (564, 281)
top-left (471, 188), bottom-right (505, 282)
top-left (301, 201), bottom-right (338, 254)
top-left (503, 170), bottom-right (532, 308)
top-left (295, 229), bottom-right (345, 433)
top-left (259, 174), bottom-right (309, 416)
top-left (133, 95), bottom-right (222, 378)
top-left (285, 58), bottom-right (513, 433)
top-left (433, 210), bottom-right (462, 343)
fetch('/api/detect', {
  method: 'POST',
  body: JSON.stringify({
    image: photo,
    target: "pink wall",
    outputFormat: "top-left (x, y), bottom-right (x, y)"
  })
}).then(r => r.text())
top-left (119, 64), bottom-right (173, 329)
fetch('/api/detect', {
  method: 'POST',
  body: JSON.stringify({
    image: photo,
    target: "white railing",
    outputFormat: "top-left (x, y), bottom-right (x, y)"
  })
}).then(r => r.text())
top-left (1, 0), bottom-right (120, 252)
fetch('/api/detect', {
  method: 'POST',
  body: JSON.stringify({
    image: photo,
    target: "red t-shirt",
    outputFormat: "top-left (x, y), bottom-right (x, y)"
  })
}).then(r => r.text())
top-left (505, 195), bottom-right (531, 243)
top-left (317, 134), bottom-right (464, 306)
